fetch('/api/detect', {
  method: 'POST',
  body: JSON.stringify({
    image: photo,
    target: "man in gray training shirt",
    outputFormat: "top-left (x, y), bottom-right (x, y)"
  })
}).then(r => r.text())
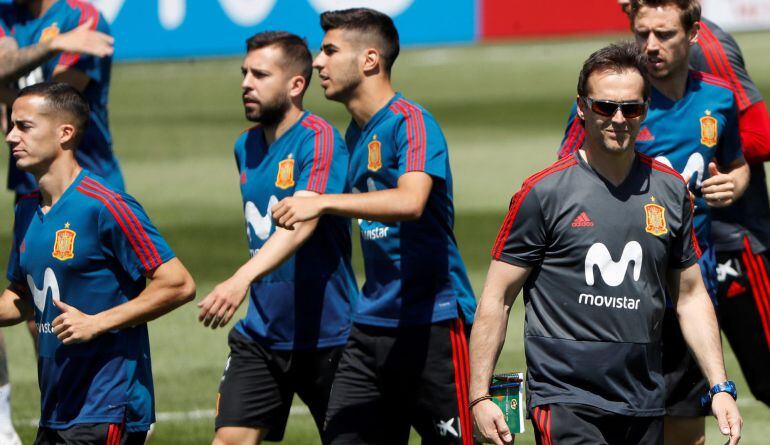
top-left (469, 42), bottom-right (742, 445)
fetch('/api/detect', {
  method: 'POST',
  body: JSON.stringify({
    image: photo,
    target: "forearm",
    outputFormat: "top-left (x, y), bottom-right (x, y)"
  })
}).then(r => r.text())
top-left (320, 188), bottom-right (424, 222)
top-left (0, 38), bottom-right (55, 83)
top-left (469, 292), bottom-right (511, 399)
top-left (93, 260), bottom-right (195, 333)
top-left (676, 289), bottom-right (727, 386)
top-left (234, 219), bottom-right (318, 284)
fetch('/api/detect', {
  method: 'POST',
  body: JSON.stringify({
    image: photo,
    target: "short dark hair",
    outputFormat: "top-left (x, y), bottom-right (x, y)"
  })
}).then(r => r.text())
top-left (320, 8), bottom-right (400, 75)
top-left (630, 0), bottom-right (701, 31)
top-left (17, 82), bottom-right (89, 145)
top-left (246, 31), bottom-right (312, 90)
top-left (577, 41), bottom-right (651, 100)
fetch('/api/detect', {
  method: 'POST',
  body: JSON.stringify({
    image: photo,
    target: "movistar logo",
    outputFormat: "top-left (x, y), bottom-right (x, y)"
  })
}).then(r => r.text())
top-left (244, 195), bottom-right (279, 244)
top-left (584, 241), bottom-right (643, 287)
top-left (26, 268), bottom-right (60, 312)
top-left (655, 153), bottom-right (705, 189)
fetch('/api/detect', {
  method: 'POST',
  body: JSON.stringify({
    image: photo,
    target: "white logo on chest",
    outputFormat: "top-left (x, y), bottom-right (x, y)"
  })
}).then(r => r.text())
top-left (244, 196), bottom-right (279, 242)
top-left (26, 268), bottom-right (61, 312)
top-left (585, 241), bottom-right (643, 287)
top-left (655, 153), bottom-right (705, 188)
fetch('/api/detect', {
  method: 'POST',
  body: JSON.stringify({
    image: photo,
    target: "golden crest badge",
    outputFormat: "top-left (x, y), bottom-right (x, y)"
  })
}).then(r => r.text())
top-left (52, 222), bottom-right (76, 261)
top-left (275, 154), bottom-right (295, 189)
top-left (40, 23), bottom-right (60, 44)
top-left (644, 202), bottom-right (668, 236)
top-left (700, 110), bottom-right (718, 148)
top-left (368, 135), bottom-right (382, 172)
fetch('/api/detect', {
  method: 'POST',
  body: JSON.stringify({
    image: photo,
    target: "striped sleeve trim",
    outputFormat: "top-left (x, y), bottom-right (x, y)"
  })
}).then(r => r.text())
top-left (558, 116), bottom-right (584, 159)
top-left (697, 23), bottom-right (752, 111)
top-left (76, 177), bottom-right (163, 272)
top-left (638, 154), bottom-right (702, 258)
top-left (300, 114), bottom-right (334, 194)
top-left (491, 156), bottom-right (578, 259)
top-left (389, 99), bottom-right (428, 172)
top-left (59, 0), bottom-right (100, 67)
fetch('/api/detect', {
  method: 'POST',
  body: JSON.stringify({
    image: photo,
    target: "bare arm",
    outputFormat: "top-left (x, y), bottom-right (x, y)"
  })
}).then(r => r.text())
top-left (702, 158), bottom-right (749, 207)
top-left (272, 171), bottom-right (432, 228)
top-left (469, 260), bottom-right (531, 445)
top-left (198, 190), bottom-right (321, 329)
top-left (51, 258), bottom-right (196, 344)
top-left (669, 263), bottom-right (742, 445)
top-left (0, 19), bottom-right (112, 84)
top-left (0, 282), bottom-right (34, 327)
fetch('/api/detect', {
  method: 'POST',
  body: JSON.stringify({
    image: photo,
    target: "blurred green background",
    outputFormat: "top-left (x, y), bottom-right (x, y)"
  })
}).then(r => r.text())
top-left (2, 32), bottom-right (770, 443)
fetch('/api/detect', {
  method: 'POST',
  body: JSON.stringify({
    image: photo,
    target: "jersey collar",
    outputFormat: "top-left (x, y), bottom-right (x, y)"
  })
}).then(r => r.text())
top-left (36, 168), bottom-right (87, 221)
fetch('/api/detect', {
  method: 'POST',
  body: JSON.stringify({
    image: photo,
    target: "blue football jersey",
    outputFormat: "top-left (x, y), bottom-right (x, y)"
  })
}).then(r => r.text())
top-left (558, 71), bottom-right (744, 298)
top-left (2, 0), bottom-right (123, 194)
top-left (6, 170), bottom-right (174, 432)
top-left (233, 112), bottom-right (357, 350)
top-left (345, 93), bottom-right (476, 327)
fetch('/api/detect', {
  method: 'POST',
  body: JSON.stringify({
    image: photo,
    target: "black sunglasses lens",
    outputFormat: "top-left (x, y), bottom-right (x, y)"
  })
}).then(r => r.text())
top-left (619, 103), bottom-right (645, 118)
top-left (590, 101), bottom-right (618, 117)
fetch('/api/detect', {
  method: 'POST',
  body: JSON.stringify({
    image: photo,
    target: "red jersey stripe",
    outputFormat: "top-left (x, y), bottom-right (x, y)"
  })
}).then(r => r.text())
top-left (492, 157), bottom-right (578, 258)
top-left (17, 191), bottom-right (41, 201)
top-left (306, 115), bottom-right (335, 194)
top-left (699, 24), bottom-right (751, 110)
top-left (560, 117), bottom-right (583, 159)
top-left (82, 177), bottom-right (163, 267)
top-left (391, 99), bottom-right (428, 172)
top-left (690, 69), bottom-right (736, 95)
top-left (300, 119), bottom-right (322, 192)
top-left (741, 238), bottom-right (770, 352)
top-left (76, 186), bottom-right (152, 271)
top-left (61, 1), bottom-right (100, 67)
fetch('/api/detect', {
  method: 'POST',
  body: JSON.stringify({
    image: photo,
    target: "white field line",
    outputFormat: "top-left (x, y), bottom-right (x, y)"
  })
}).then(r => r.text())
top-left (19, 397), bottom-right (763, 427)
top-left (21, 405), bottom-right (310, 427)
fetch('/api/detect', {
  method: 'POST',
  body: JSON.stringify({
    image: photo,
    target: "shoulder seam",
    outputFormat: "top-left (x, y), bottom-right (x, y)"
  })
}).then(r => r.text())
top-left (690, 70), bottom-right (734, 92)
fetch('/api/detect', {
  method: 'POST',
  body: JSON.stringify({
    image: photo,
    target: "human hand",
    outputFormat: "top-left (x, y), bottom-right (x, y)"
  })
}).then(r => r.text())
top-left (702, 162), bottom-right (737, 208)
top-left (711, 392), bottom-right (742, 445)
top-left (51, 298), bottom-right (102, 344)
top-left (197, 275), bottom-right (250, 329)
top-left (271, 196), bottom-right (323, 230)
top-left (50, 18), bottom-right (114, 58)
top-left (472, 399), bottom-right (514, 445)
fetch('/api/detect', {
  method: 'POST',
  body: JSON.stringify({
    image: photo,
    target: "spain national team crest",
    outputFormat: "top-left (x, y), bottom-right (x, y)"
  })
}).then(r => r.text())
top-left (644, 200), bottom-right (668, 236)
top-left (40, 23), bottom-right (60, 44)
top-left (368, 135), bottom-right (382, 171)
top-left (52, 222), bottom-right (76, 261)
top-left (700, 110), bottom-right (718, 148)
top-left (275, 154), bottom-right (295, 189)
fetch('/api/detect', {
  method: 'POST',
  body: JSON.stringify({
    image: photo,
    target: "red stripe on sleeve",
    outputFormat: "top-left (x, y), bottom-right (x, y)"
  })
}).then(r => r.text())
top-left (300, 119), bottom-right (322, 192)
top-left (559, 117), bottom-right (583, 159)
top-left (390, 100), bottom-right (428, 172)
top-left (491, 157), bottom-right (577, 259)
top-left (699, 24), bottom-right (751, 110)
top-left (60, 1), bottom-right (100, 67)
top-left (77, 186), bottom-right (152, 271)
top-left (306, 115), bottom-right (335, 194)
top-left (82, 178), bottom-right (162, 267)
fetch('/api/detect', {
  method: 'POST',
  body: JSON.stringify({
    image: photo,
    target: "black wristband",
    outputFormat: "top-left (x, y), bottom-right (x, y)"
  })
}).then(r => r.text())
top-left (469, 395), bottom-right (492, 409)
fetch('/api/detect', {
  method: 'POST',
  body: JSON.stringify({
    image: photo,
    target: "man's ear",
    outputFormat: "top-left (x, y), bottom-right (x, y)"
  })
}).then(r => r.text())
top-left (288, 74), bottom-right (306, 99)
top-left (576, 96), bottom-right (586, 121)
top-left (688, 21), bottom-right (700, 46)
top-left (58, 123), bottom-right (77, 146)
top-left (362, 48), bottom-right (381, 74)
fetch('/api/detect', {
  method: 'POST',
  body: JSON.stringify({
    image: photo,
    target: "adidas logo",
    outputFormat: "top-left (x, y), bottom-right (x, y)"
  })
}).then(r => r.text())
top-left (637, 127), bottom-right (655, 142)
top-left (571, 211), bottom-right (594, 228)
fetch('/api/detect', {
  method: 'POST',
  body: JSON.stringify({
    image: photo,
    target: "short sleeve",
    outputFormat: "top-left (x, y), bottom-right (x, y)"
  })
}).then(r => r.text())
top-left (669, 185), bottom-right (701, 269)
top-left (99, 193), bottom-right (175, 281)
top-left (558, 103), bottom-right (584, 159)
top-left (56, 7), bottom-right (110, 82)
top-left (716, 100), bottom-right (744, 167)
top-left (491, 186), bottom-right (547, 266)
top-left (296, 117), bottom-right (349, 194)
top-left (390, 102), bottom-right (447, 180)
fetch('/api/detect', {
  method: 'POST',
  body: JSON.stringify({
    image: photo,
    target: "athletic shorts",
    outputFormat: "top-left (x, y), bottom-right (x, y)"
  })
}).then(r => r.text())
top-left (34, 424), bottom-right (146, 445)
top-left (214, 329), bottom-right (343, 442)
top-left (324, 319), bottom-right (474, 445)
top-left (530, 404), bottom-right (662, 445)
top-left (715, 237), bottom-right (770, 407)
top-left (662, 308), bottom-right (709, 417)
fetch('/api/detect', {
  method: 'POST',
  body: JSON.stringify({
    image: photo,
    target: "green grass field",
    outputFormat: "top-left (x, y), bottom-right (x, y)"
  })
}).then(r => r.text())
top-left (2, 31), bottom-right (770, 444)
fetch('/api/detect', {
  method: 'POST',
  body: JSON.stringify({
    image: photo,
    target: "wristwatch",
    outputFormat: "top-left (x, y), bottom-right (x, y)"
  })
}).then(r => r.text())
top-left (700, 380), bottom-right (737, 407)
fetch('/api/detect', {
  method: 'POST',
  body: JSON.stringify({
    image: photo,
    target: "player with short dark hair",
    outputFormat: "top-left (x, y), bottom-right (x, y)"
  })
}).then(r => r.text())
top-left (471, 41), bottom-right (742, 445)
top-left (196, 31), bottom-right (356, 445)
top-left (557, 2), bottom-right (751, 442)
top-left (271, 8), bottom-right (477, 444)
top-left (1, 81), bottom-right (196, 445)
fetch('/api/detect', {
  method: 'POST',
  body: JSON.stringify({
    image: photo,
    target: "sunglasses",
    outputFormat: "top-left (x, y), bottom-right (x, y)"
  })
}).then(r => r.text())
top-left (581, 97), bottom-right (647, 119)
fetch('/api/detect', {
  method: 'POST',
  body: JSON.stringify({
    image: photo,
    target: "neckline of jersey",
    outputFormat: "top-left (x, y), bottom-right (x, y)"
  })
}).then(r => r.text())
top-left (574, 150), bottom-right (643, 192)
top-left (36, 168), bottom-right (87, 222)
top-left (269, 110), bottom-right (309, 150)
top-left (356, 92), bottom-right (402, 133)
top-left (650, 71), bottom-right (698, 110)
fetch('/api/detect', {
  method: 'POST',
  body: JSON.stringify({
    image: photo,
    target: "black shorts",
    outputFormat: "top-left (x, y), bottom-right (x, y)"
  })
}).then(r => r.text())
top-left (715, 237), bottom-right (770, 407)
top-left (530, 404), bottom-right (662, 445)
top-left (214, 329), bottom-right (343, 441)
top-left (324, 319), bottom-right (474, 445)
top-left (34, 424), bottom-right (146, 445)
top-left (662, 308), bottom-right (709, 417)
